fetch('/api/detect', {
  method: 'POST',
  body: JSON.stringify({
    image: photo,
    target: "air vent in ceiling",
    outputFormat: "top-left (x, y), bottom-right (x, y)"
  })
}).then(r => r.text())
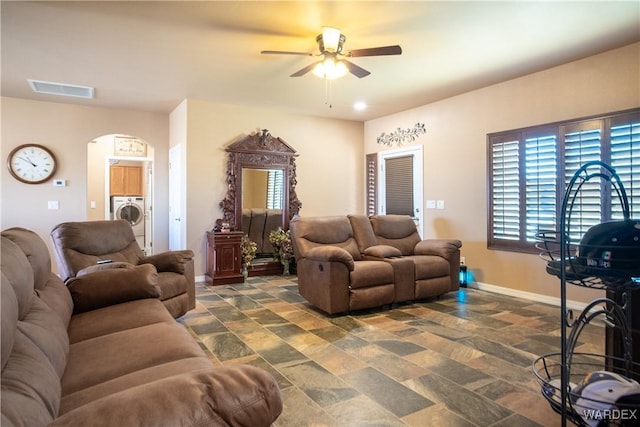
top-left (27, 79), bottom-right (94, 99)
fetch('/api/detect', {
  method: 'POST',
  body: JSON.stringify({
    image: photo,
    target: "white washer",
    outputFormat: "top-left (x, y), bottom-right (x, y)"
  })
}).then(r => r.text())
top-left (112, 196), bottom-right (145, 247)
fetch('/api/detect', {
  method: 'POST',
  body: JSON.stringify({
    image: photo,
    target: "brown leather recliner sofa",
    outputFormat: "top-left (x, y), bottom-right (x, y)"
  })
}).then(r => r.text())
top-left (1, 227), bottom-right (282, 427)
top-left (290, 214), bottom-right (462, 315)
top-left (51, 220), bottom-right (195, 319)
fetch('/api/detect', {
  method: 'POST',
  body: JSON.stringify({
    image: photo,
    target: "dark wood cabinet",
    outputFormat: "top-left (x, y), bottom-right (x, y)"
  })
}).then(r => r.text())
top-left (205, 231), bottom-right (244, 286)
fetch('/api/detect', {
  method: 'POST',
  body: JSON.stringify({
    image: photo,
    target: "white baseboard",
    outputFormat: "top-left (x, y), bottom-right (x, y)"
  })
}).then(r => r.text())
top-left (468, 281), bottom-right (597, 313)
top-left (195, 275), bottom-right (206, 283)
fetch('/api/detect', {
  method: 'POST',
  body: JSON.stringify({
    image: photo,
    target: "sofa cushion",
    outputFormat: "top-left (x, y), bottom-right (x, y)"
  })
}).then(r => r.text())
top-left (2, 227), bottom-right (53, 292)
top-left (62, 321), bottom-right (206, 396)
top-left (67, 298), bottom-right (173, 344)
top-left (370, 215), bottom-right (422, 256)
top-left (2, 329), bottom-right (61, 427)
top-left (66, 264), bottom-right (160, 314)
top-left (59, 357), bottom-right (215, 414)
top-left (291, 216), bottom-right (362, 261)
top-left (52, 366), bottom-right (282, 427)
top-left (1, 274), bottom-right (18, 371)
top-left (349, 260), bottom-right (395, 289)
top-left (1, 237), bottom-right (35, 321)
top-left (348, 214), bottom-right (377, 253)
top-left (407, 255), bottom-right (451, 279)
top-left (17, 296), bottom-right (69, 377)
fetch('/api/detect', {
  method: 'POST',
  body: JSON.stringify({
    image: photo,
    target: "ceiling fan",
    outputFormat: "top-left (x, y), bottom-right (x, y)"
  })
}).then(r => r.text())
top-left (261, 27), bottom-right (402, 80)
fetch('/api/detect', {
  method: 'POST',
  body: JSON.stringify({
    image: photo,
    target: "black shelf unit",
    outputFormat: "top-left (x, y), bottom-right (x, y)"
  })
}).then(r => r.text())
top-left (534, 161), bottom-right (640, 426)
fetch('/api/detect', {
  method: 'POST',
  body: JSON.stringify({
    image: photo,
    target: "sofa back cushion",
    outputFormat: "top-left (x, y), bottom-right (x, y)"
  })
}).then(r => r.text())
top-left (1, 235), bottom-right (69, 426)
top-left (50, 220), bottom-right (143, 281)
top-left (369, 215), bottom-right (421, 256)
top-left (348, 215), bottom-right (378, 253)
top-left (242, 208), bottom-right (282, 254)
top-left (290, 216), bottom-right (361, 261)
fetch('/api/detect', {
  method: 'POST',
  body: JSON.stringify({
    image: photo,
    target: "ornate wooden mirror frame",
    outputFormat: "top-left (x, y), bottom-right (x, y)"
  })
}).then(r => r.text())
top-left (217, 129), bottom-right (302, 233)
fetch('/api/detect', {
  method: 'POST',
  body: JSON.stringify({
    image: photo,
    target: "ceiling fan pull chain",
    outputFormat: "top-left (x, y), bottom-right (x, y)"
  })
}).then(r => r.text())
top-left (324, 78), bottom-right (333, 109)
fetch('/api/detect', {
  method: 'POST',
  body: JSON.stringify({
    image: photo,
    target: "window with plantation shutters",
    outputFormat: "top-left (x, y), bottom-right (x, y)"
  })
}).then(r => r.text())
top-left (610, 114), bottom-right (640, 220)
top-left (491, 137), bottom-right (520, 242)
top-left (366, 153), bottom-right (377, 216)
top-left (525, 131), bottom-right (557, 242)
top-left (561, 121), bottom-right (603, 241)
top-left (384, 155), bottom-right (414, 216)
top-left (266, 169), bottom-right (283, 209)
top-left (488, 108), bottom-right (639, 253)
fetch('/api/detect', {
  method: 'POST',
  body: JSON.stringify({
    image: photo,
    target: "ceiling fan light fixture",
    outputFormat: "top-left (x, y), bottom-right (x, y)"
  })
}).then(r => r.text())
top-left (312, 58), bottom-right (348, 80)
top-left (320, 27), bottom-right (344, 52)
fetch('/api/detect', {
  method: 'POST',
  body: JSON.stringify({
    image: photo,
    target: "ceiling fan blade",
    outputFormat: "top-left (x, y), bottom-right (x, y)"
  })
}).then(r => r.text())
top-left (342, 59), bottom-right (370, 78)
top-left (261, 50), bottom-right (313, 56)
top-left (347, 45), bottom-right (402, 57)
top-left (290, 61), bottom-right (321, 77)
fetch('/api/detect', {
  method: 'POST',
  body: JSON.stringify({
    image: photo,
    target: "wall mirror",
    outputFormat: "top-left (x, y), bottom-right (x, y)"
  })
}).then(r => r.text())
top-left (217, 129), bottom-right (301, 275)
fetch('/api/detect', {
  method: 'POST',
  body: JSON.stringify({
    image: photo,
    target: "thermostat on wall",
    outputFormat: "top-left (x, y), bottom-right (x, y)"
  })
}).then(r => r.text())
top-left (53, 179), bottom-right (66, 187)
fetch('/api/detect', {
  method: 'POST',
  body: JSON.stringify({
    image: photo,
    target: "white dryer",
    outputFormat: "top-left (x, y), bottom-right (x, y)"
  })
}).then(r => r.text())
top-left (112, 196), bottom-right (145, 248)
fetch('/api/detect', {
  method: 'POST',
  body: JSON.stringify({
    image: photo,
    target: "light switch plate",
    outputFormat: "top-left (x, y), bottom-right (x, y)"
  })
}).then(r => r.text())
top-left (436, 200), bottom-right (445, 209)
top-left (426, 200), bottom-right (436, 209)
top-left (48, 201), bottom-right (59, 210)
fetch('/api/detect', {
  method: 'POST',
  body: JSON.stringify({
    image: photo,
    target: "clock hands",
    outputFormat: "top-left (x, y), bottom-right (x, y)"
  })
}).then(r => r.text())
top-left (18, 156), bottom-right (37, 167)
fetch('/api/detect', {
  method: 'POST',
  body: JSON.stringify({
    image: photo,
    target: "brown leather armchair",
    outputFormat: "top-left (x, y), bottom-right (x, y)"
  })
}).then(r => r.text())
top-left (290, 216), bottom-right (396, 315)
top-left (50, 220), bottom-right (195, 318)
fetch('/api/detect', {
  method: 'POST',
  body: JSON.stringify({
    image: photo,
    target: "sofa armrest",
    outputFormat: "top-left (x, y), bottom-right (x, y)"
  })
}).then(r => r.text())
top-left (66, 264), bottom-right (160, 314)
top-left (49, 366), bottom-right (282, 427)
top-left (414, 239), bottom-right (462, 260)
top-left (139, 250), bottom-right (194, 274)
top-left (305, 246), bottom-right (355, 271)
top-left (77, 261), bottom-right (134, 277)
top-left (363, 244), bottom-right (403, 258)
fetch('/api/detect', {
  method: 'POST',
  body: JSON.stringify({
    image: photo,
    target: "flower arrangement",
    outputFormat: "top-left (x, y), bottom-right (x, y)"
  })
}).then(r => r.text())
top-left (240, 235), bottom-right (257, 271)
top-left (268, 228), bottom-right (294, 265)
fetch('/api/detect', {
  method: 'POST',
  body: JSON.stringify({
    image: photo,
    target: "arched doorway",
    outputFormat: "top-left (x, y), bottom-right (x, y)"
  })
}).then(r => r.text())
top-left (87, 134), bottom-right (154, 254)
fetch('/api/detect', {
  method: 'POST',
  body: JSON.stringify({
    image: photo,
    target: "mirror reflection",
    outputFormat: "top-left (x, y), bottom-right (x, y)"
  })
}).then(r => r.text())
top-left (241, 168), bottom-right (284, 260)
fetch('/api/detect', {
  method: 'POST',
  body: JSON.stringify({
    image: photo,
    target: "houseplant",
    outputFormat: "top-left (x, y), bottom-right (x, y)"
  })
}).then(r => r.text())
top-left (240, 235), bottom-right (257, 279)
top-left (268, 228), bottom-right (294, 275)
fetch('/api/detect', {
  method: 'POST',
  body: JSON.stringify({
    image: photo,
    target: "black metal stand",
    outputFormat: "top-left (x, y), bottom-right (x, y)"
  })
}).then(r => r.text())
top-left (534, 161), bottom-right (639, 426)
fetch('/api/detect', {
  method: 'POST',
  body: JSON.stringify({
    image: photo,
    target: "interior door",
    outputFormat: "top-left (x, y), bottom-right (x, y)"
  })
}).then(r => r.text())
top-left (168, 145), bottom-right (183, 250)
top-left (378, 146), bottom-right (423, 237)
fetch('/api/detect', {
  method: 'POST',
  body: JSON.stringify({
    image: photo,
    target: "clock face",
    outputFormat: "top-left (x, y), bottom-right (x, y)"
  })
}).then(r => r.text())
top-left (7, 144), bottom-right (57, 184)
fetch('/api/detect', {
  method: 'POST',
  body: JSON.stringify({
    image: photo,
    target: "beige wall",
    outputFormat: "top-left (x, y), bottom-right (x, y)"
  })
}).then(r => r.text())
top-left (180, 99), bottom-right (364, 275)
top-left (3, 43), bottom-right (637, 305)
top-left (365, 42), bottom-right (640, 305)
top-left (1, 98), bottom-right (170, 264)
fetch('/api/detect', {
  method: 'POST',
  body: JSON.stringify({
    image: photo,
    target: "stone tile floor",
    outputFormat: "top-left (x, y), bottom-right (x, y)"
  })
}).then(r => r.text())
top-left (179, 276), bottom-right (605, 426)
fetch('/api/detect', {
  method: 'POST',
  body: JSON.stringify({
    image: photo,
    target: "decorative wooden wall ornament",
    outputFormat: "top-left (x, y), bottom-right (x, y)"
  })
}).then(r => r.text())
top-left (216, 129), bottom-right (301, 231)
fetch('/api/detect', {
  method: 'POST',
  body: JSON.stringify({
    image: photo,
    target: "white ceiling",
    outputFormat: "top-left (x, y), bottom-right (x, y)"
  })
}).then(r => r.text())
top-left (2, 1), bottom-right (639, 122)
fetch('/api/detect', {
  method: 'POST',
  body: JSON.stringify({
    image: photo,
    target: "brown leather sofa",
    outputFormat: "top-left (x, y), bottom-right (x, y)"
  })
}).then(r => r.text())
top-left (1, 227), bottom-right (282, 427)
top-left (291, 214), bottom-right (462, 314)
top-left (50, 220), bottom-right (195, 319)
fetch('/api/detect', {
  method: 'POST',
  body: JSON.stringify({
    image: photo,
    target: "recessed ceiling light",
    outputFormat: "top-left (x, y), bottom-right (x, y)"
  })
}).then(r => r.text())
top-left (353, 101), bottom-right (367, 111)
top-left (27, 79), bottom-right (94, 99)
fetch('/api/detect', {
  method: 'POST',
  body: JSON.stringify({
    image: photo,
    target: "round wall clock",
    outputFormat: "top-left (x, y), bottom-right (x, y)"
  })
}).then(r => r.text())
top-left (7, 144), bottom-right (58, 184)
